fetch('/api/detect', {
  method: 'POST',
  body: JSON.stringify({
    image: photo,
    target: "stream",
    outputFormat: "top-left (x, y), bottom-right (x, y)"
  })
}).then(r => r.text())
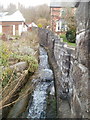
top-left (27, 46), bottom-right (56, 119)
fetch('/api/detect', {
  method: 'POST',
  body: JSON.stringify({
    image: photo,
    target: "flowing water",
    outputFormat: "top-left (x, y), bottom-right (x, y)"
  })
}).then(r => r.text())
top-left (27, 46), bottom-right (55, 119)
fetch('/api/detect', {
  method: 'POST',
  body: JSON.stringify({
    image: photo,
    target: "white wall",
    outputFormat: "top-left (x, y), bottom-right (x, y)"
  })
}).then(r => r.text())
top-left (0, 25), bottom-right (2, 33)
top-left (59, 20), bottom-right (62, 30)
top-left (23, 25), bottom-right (27, 32)
top-left (56, 20), bottom-right (62, 32)
top-left (56, 21), bottom-right (58, 32)
top-left (18, 24), bottom-right (23, 35)
top-left (13, 25), bottom-right (15, 35)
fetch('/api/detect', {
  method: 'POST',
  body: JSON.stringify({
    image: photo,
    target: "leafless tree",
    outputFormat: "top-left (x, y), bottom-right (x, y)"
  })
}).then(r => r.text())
top-left (1, 3), bottom-right (50, 26)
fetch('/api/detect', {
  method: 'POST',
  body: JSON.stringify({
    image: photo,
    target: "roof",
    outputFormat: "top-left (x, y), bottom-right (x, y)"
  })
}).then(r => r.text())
top-left (50, 0), bottom-right (79, 8)
top-left (0, 10), bottom-right (25, 22)
top-left (28, 22), bottom-right (38, 28)
top-left (0, 12), bottom-right (8, 17)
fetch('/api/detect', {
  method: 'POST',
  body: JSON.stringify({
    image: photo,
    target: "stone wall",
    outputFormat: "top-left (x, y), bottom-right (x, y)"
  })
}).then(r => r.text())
top-left (39, 28), bottom-right (76, 118)
top-left (71, 2), bottom-right (90, 118)
top-left (38, 2), bottom-right (89, 118)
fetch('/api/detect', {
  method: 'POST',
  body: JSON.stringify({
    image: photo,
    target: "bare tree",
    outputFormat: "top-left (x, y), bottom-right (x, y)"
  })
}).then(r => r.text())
top-left (19, 4), bottom-right (50, 24)
top-left (61, 8), bottom-right (76, 28)
top-left (6, 3), bottom-right (17, 14)
top-left (0, 5), bottom-right (4, 12)
top-left (1, 3), bottom-right (50, 26)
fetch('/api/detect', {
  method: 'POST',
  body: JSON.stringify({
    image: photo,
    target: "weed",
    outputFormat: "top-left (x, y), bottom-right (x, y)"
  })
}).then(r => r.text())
top-left (0, 43), bottom-right (12, 67)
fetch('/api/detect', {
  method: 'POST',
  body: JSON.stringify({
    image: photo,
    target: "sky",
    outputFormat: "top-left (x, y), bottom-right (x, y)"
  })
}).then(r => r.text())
top-left (0, 0), bottom-right (88, 8)
top-left (0, 0), bottom-right (50, 8)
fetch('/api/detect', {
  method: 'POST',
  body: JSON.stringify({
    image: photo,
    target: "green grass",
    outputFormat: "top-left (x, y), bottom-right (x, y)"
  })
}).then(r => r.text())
top-left (0, 33), bottom-right (3, 36)
top-left (60, 34), bottom-right (76, 47)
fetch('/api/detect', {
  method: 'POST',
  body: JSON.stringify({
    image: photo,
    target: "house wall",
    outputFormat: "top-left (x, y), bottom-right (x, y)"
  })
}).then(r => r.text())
top-left (2, 21), bottom-right (24, 35)
top-left (0, 22), bottom-right (2, 33)
top-left (50, 7), bottom-right (76, 34)
top-left (51, 7), bottom-right (61, 32)
top-left (0, 25), bottom-right (2, 33)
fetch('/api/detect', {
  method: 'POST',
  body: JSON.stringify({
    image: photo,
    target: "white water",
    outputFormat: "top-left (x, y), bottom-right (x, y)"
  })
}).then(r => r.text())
top-left (27, 82), bottom-right (50, 118)
top-left (27, 46), bottom-right (54, 119)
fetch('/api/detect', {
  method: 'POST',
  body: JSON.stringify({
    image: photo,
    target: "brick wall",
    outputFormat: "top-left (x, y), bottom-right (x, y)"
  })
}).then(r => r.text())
top-left (50, 7), bottom-right (61, 32)
top-left (50, 7), bottom-right (76, 34)
top-left (2, 21), bottom-right (23, 35)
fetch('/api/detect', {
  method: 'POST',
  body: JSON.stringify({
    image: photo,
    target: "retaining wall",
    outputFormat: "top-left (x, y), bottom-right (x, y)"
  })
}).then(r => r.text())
top-left (38, 2), bottom-right (89, 117)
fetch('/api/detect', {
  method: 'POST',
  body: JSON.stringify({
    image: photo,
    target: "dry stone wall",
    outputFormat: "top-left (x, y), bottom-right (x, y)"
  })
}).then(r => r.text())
top-left (38, 2), bottom-right (89, 118)
top-left (71, 2), bottom-right (90, 118)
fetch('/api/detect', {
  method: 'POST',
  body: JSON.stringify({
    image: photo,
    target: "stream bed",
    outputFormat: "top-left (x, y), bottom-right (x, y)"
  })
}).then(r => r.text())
top-left (27, 46), bottom-right (56, 119)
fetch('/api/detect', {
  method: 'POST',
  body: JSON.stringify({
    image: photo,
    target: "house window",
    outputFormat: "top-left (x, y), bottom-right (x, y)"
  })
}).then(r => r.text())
top-left (56, 20), bottom-right (62, 32)
top-left (56, 19), bottom-right (67, 32)
top-left (56, 21), bottom-right (60, 32)
top-left (58, 22), bottom-right (60, 30)
top-left (62, 10), bottom-right (65, 16)
top-left (60, 9), bottom-right (66, 17)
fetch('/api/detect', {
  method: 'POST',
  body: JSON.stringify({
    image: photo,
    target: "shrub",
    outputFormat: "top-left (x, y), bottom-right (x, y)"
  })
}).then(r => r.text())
top-left (19, 55), bottom-right (38, 73)
top-left (37, 18), bottom-right (49, 28)
top-left (0, 43), bottom-right (12, 67)
top-left (38, 24), bottom-right (42, 28)
top-left (12, 54), bottom-right (38, 73)
top-left (20, 31), bottom-right (39, 50)
top-left (66, 26), bottom-right (76, 43)
top-left (2, 68), bottom-right (17, 87)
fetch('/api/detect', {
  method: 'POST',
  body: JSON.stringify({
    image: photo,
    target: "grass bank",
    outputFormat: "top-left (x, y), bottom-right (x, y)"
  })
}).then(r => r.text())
top-left (60, 33), bottom-right (76, 47)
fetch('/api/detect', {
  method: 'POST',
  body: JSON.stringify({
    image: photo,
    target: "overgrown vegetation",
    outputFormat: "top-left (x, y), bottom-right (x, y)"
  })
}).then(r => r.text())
top-left (60, 8), bottom-right (76, 44)
top-left (0, 30), bottom-right (39, 89)
top-left (0, 43), bottom-right (12, 67)
top-left (20, 30), bottom-right (39, 50)
top-left (66, 25), bottom-right (76, 43)
top-left (12, 54), bottom-right (38, 72)
top-left (0, 30), bottom-right (39, 112)
top-left (1, 53), bottom-right (38, 88)
top-left (2, 68), bottom-right (17, 87)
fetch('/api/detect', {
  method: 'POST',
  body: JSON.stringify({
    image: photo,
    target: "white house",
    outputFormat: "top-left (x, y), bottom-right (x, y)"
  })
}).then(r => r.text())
top-left (0, 10), bottom-right (26, 36)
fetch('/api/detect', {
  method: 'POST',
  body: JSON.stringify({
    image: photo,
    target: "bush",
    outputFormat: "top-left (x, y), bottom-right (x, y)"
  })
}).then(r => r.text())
top-left (0, 43), bottom-right (12, 67)
top-left (37, 18), bottom-right (49, 28)
top-left (2, 68), bottom-right (17, 87)
top-left (66, 27), bottom-right (76, 43)
top-left (38, 24), bottom-right (42, 28)
top-left (12, 54), bottom-right (38, 73)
